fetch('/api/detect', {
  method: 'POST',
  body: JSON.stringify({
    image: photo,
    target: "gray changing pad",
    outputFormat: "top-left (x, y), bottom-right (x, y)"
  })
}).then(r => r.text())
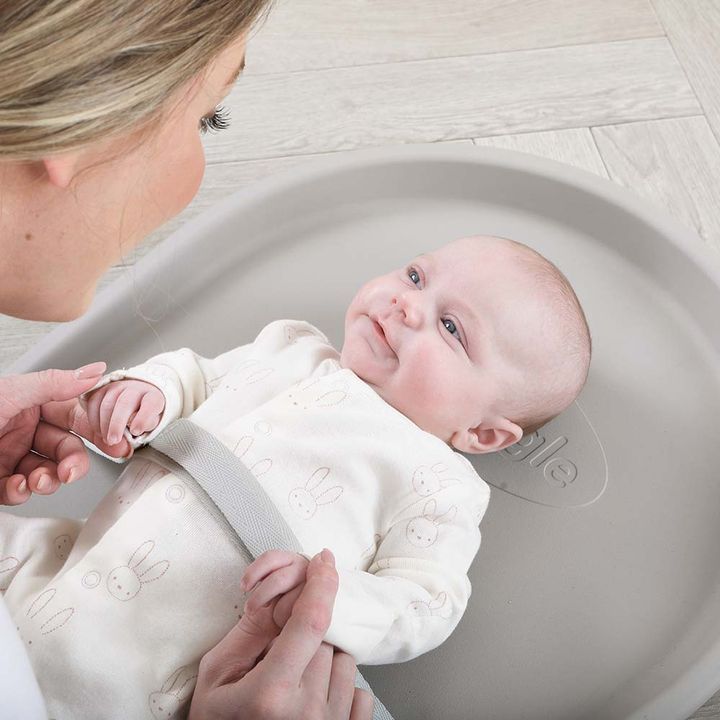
top-left (8, 144), bottom-right (720, 720)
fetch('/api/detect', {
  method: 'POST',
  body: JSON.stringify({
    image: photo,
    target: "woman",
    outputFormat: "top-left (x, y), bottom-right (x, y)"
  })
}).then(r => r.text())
top-left (0, 2), bottom-right (372, 718)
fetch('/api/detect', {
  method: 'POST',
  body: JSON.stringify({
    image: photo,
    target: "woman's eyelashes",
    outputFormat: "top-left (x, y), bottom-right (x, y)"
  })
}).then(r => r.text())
top-left (199, 105), bottom-right (231, 134)
top-left (406, 266), bottom-right (465, 347)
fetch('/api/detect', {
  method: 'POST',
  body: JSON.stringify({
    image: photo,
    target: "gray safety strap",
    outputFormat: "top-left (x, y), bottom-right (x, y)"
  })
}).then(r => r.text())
top-left (151, 418), bottom-right (394, 720)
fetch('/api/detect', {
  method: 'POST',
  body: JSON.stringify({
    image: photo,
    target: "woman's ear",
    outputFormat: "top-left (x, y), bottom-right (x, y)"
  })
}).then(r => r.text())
top-left (42, 153), bottom-right (82, 189)
top-left (450, 418), bottom-right (523, 455)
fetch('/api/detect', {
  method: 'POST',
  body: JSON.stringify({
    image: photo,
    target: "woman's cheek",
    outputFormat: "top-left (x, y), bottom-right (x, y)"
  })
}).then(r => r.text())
top-left (169, 135), bottom-right (206, 216)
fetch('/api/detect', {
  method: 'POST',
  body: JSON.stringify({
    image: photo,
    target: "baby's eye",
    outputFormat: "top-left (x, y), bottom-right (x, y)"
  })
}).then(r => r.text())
top-left (408, 268), bottom-right (421, 285)
top-left (442, 318), bottom-right (462, 341)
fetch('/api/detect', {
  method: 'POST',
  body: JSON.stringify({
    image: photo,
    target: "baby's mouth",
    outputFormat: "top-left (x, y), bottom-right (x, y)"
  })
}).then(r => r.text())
top-left (372, 317), bottom-right (397, 357)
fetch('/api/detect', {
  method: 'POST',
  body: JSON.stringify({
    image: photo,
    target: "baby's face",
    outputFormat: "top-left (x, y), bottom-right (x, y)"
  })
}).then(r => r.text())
top-left (340, 236), bottom-right (548, 453)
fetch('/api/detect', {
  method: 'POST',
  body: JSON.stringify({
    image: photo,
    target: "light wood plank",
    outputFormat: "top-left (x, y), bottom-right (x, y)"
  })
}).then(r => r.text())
top-left (248, 0), bottom-right (663, 73)
top-left (0, 316), bottom-right (60, 373)
top-left (651, 0), bottom-right (720, 145)
top-left (692, 691), bottom-right (720, 719)
top-left (472, 128), bottom-right (609, 178)
top-left (207, 38), bottom-right (700, 163)
top-left (592, 116), bottom-right (720, 254)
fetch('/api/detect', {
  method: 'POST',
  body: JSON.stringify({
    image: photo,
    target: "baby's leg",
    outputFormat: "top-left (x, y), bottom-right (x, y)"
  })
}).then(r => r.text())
top-left (7, 461), bottom-right (253, 720)
top-left (1, 512), bottom-right (84, 602)
top-left (1, 457), bottom-right (160, 612)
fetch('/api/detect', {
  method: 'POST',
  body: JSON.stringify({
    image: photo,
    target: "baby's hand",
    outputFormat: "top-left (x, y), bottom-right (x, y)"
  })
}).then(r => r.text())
top-left (85, 379), bottom-right (165, 451)
top-left (241, 550), bottom-right (311, 618)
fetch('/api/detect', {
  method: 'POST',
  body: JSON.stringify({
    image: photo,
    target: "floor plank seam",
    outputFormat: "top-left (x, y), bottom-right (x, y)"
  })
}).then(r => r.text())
top-left (246, 34), bottom-right (669, 77)
top-left (650, 1), bottom-right (720, 148)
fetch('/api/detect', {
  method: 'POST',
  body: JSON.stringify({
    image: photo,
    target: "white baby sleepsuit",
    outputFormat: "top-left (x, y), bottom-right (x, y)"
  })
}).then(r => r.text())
top-left (0, 320), bottom-right (491, 720)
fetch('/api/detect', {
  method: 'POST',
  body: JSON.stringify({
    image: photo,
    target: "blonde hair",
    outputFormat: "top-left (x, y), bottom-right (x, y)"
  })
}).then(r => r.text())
top-left (0, 0), bottom-right (272, 161)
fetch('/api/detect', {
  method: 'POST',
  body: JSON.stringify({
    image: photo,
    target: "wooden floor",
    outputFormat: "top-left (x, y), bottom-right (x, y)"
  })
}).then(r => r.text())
top-left (2, 2), bottom-right (719, 716)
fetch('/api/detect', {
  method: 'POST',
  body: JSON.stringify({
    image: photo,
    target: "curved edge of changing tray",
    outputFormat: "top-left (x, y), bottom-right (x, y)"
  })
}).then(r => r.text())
top-left (9, 143), bottom-right (720, 376)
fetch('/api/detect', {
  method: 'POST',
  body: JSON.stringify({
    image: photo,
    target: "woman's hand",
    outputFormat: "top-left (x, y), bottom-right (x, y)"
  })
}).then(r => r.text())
top-left (189, 549), bottom-right (374, 720)
top-left (0, 363), bottom-right (131, 505)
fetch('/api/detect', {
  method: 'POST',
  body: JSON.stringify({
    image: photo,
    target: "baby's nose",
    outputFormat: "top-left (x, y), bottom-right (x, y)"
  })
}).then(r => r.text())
top-left (392, 293), bottom-right (424, 328)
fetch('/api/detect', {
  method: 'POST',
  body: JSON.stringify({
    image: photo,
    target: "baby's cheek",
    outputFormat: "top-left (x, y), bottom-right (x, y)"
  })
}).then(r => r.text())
top-left (398, 360), bottom-right (456, 435)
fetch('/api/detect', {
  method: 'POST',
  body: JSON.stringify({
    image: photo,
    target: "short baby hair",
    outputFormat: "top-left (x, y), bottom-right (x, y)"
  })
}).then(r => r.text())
top-left (497, 238), bottom-right (592, 438)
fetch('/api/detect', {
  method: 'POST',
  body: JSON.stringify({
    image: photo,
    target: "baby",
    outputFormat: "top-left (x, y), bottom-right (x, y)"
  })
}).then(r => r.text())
top-left (0, 235), bottom-right (590, 720)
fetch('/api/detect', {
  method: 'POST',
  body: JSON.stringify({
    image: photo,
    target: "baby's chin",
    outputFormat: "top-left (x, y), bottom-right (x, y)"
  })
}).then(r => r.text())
top-left (339, 342), bottom-right (389, 395)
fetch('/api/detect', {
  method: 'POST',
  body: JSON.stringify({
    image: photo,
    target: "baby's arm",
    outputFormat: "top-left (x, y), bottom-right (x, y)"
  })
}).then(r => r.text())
top-left (80, 340), bottom-right (262, 455)
top-left (81, 320), bottom-right (327, 456)
top-left (319, 479), bottom-right (490, 665)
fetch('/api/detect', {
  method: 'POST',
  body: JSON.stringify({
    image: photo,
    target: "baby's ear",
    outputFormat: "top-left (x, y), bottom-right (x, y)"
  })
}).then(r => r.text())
top-left (450, 419), bottom-right (523, 455)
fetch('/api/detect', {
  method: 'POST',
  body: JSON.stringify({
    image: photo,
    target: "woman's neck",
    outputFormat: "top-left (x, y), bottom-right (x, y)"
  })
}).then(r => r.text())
top-left (0, 162), bottom-right (95, 321)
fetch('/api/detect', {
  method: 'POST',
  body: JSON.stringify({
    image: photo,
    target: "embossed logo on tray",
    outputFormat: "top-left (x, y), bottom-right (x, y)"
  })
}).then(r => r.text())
top-left (470, 401), bottom-right (607, 508)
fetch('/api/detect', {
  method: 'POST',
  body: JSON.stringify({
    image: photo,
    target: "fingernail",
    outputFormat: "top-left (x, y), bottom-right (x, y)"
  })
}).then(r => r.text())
top-left (37, 474), bottom-right (50, 492)
top-left (66, 466), bottom-right (79, 484)
top-left (74, 361), bottom-right (106, 379)
top-left (108, 434), bottom-right (119, 445)
top-left (18, 478), bottom-right (28, 494)
top-left (321, 549), bottom-right (335, 567)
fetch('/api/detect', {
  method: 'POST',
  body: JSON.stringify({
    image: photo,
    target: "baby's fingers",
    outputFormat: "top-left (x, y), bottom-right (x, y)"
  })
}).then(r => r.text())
top-left (128, 390), bottom-right (165, 436)
top-left (245, 563), bottom-right (307, 614)
top-left (240, 550), bottom-right (297, 593)
top-left (272, 583), bottom-right (305, 628)
top-left (106, 389), bottom-right (141, 445)
top-left (97, 383), bottom-right (127, 442)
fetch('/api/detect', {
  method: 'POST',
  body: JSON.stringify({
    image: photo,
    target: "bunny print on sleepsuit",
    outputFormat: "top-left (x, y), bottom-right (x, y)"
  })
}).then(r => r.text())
top-left (0, 319), bottom-right (491, 719)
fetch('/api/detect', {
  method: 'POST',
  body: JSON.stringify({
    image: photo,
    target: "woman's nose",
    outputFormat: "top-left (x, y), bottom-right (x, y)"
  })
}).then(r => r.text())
top-left (391, 292), bottom-right (424, 328)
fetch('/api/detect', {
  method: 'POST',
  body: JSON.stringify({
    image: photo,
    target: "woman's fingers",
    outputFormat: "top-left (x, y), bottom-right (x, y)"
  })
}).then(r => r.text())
top-left (349, 687), bottom-right (375, 720)
top-left (326, 650), bottom-right (360, 715)
top-left (300, 641), bottom-right (334, 703)
top-left (261, 551), bottom-right (338, 686)
top-left (16, 453), bottom-right (61, 495)
top-left (199, 598), bottom-right (280, 688)
top-left (0, 364), bottom-right (106, 422)
top-left (0, 473), bottom-right (31, 506)
top-left (31, 420), bottom-right (89, 484)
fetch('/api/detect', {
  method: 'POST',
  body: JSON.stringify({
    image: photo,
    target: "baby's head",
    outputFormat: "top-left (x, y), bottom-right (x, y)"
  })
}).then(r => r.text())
top-left (340, 235), bottom-right (591, 453)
